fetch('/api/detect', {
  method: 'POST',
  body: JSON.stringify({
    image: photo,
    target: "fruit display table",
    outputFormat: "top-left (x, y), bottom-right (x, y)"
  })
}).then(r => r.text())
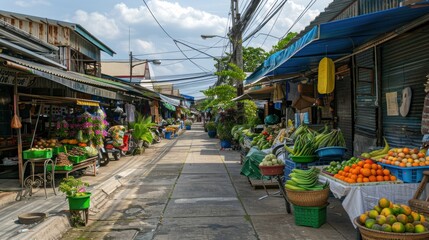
top-left (54, 156), bottom-right (97, 178)
top-left (319, 173), bottom-right (429, 227)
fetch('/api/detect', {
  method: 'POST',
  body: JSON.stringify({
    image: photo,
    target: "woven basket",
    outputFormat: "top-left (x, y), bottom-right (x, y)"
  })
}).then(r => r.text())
top-left (409, 199), bottom-right (429, 215)
top-left (285, 187), bottom-right (330, 207)
top-left (354, 218), bottom-right (429, 240)
top-left (259, 165), bottom-right (284, 176)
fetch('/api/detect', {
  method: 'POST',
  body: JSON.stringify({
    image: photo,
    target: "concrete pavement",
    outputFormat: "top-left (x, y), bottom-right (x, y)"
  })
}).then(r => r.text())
top-left (61, 123), bottom-right (356, 240)
top-left (0, 123), bottom-right (356, 239)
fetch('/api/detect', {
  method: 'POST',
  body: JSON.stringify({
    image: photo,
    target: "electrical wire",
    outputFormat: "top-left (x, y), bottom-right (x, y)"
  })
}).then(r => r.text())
top-left (281, 0), bottom-right (318, 39)
top-left (131, 45), bottom-right (227, 57)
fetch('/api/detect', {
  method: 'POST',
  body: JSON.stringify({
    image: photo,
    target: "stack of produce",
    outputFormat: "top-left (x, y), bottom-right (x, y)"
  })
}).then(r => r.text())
top-left (314, 127), bottom-right (346, 148)
top-left (250, 130), bottom-right (273, 150)
top-left (356, 197), bottom-right (428, 234)
top-left (33, 138), bottom-right (61, 149)
top-left (259, 154), bottom-right (283, 167)
top-left (56, 152), bottom-right (72, 166)
top-left (378, 147), bottom-right (429, 167)
top-left (333, 159), bottom-right (396, 183)
top-left (284, 130), bottom-right (317, 156)
top-left (285, 168), bottom-right (328, 191)
top-left (60, 139), bottom-right (79, 145)
top-left (68, 147), bottom-right (86, 157)
top-left (360, 138), bottom-right (390, 159)
top-left (323, 157), bottom-right (360, 175)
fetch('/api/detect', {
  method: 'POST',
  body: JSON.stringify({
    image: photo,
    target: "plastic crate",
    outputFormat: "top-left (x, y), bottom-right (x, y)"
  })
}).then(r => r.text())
top-left (52, 146), bottom-right (66, 155)
top-left (378, 163), bottom-right (429, 183)
top-left (23, 149), bottom-right (53, 159)
top-left (68, 155), bottom-right (87, 163)
top-left (46, 165), bottom-right (73, 171)
top-left (293, 204), bottom-right (327, 228)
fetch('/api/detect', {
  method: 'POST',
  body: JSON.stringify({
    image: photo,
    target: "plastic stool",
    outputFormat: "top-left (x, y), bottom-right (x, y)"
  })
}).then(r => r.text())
top-left (22, 158), bottom-right (57, 198)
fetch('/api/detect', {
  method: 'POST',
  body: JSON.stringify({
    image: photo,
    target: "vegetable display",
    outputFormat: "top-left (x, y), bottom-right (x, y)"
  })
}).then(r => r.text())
top-left (285, 168), bottom-right (328, 191)
top-left (259, 154), bottom-right (283, 166)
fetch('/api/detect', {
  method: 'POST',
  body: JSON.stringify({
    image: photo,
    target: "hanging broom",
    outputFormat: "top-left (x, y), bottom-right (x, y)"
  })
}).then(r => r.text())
top-left (11, 93), bottom-right (22, 129)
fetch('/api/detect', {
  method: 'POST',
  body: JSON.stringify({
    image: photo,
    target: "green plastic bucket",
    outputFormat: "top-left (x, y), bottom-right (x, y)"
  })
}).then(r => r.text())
top-left (67, 192), bottom-right (91, 210)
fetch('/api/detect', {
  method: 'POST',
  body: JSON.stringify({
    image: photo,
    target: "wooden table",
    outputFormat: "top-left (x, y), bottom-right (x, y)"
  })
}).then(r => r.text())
top-left (55, 156), bottom-right (97, 178)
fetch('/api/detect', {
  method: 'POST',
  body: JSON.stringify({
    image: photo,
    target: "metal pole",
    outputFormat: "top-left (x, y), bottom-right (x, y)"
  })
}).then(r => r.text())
top-left (129, 51), bottom-right (133, 83)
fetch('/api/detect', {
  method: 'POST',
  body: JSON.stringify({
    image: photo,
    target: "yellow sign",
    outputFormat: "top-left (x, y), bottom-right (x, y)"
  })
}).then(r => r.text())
top-left (76, 100), bottom-right (99, 107)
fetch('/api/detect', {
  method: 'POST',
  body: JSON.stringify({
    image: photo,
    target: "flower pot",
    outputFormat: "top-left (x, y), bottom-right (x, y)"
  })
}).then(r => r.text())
top-left (165, 131), bottom-right (172, 139)
top-left (67, 192), bottom-right (91, 210)
top-left (208, 130), bottom-right (217, 138)
top-left (185, 125), bottom-right (191, 130)
top-left (220, 140), bottom-right (231, 148)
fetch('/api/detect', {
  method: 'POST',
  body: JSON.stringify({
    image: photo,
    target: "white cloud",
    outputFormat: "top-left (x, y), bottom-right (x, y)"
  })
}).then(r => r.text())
top-left (15, 0), bottom-right (50, 8)
top-left (72, 10), bottom-right (120, 40)
top-left (114, 1), bottom-right (227, 36)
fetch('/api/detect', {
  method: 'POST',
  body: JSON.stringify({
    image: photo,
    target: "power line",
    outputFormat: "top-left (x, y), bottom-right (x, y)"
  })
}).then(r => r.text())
top-left (131, 45), bottom-right (227, 57)
top-left (281, 0), bottom-right (317, 39)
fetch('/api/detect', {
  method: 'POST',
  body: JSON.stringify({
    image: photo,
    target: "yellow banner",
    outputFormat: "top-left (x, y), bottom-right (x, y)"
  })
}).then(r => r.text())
top-left (76, 100), bottom-right (99, 107)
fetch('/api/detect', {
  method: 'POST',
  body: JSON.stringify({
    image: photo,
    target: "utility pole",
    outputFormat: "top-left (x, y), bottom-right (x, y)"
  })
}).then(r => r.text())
top-left (230, 0), bottom-right (260, 123)
top-left (129, 51), bottom-right (133, 82)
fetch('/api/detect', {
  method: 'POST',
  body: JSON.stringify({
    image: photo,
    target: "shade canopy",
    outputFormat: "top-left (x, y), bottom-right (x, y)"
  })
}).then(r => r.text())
top-left (245, 4), bottom-right (429, 85)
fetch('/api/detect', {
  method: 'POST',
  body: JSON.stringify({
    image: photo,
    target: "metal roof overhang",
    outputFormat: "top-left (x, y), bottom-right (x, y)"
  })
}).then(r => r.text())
top-left (245, 4), bottom-right (429, 85)
top-left (0, 54), bottom-right (129, 100)
top-left (159, 94), bottom-right (181, 107)
top-left (232, 86), bottom-right (274, 102)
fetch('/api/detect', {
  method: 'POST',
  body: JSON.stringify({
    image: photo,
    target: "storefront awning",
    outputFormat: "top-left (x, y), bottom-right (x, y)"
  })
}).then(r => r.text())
top-left (163, 102), bottom-right (176, 111)
top-left (232, 86), bottom-right (274, 101)
top-left (245, 4), bottom-right (429, 85)
top-left (159, 94), bottom-right (180, 107)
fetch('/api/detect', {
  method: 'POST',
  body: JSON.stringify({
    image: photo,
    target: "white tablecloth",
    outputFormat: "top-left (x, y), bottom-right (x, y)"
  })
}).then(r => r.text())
top-left (319, 174), bottom-right (428, 227)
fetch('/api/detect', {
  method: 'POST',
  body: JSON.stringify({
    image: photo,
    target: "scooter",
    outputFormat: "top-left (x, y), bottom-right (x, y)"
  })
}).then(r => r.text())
top-left (98, 134), bottom-right (121, 166)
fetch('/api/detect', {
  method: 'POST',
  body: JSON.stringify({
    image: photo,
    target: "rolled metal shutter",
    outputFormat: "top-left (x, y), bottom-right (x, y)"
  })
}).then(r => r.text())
top-left (381, 24), bottom-right (429, 148)
top-left (335, 70), bottom-right (354, 157)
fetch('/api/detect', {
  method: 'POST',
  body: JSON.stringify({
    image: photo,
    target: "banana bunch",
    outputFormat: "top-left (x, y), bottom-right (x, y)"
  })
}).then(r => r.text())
top-left (360, 137), bottom-right (389, 159)
top-left (285, 132), bottom-right (317, 156)
top-left (315, 128), bottom-right (346, 148)
top-left (285, 168), bottom-right (328, 191)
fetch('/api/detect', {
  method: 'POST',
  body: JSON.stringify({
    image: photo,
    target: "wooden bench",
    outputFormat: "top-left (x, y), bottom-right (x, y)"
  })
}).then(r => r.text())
top-left (55, 156), bottom-right (97, 178)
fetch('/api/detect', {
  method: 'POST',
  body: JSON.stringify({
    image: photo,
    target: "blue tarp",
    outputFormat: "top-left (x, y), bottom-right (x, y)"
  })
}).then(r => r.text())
top-left (245, 4), bottom-right (429, 85)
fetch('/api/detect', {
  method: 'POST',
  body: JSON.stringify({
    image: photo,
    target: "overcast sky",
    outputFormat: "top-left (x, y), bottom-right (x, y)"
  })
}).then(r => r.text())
top-left (2, 0), bottom-right (333, 99)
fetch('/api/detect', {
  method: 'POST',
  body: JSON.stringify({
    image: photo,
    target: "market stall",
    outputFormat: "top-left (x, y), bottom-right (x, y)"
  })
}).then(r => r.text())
top-left (15, 93), bottom-right (106, 184)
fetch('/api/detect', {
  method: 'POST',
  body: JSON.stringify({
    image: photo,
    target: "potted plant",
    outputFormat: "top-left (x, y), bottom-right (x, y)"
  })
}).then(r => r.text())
top-left (58, 176), bottom-right (90, 226)
top-left (130, 112), bottom-right (156, 154)
top-left (217, 122), bottom-right (234, 148)
top-left (206, 122), bottom-right (217, 138)
top-left (185, 120), bottom-right (192, 130)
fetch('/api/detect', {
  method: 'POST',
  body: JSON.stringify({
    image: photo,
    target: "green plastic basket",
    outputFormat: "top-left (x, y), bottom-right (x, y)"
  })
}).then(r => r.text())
top-left (68, 155), bottom-right (87, 163)
top-left (67, 193), bottom-right (91, 210)
top-left (293, 204), bottom-right (327, 228)
top-left (46, 165), bottom-right (73, 171)
top-left (23, 149), bottom-right (53, 159)
top-left (52, 146), bottom-right (66, 155)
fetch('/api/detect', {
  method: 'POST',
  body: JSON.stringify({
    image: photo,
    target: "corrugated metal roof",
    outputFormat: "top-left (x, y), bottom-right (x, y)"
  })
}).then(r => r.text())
top-left (0, 10), bottom-right (115, 56)
top-left (0, 53), bottom-right (125, 91)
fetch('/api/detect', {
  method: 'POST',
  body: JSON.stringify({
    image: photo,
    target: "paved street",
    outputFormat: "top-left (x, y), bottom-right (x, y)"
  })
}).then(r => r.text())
top-left (60, 122), bottom-right (356, 240)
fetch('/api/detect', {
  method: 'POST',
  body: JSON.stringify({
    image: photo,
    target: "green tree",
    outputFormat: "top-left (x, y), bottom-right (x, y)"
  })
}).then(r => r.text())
top-left (270, 32), bottom-right (297, 54)
top-left (243, 47), bottom-right (269, 72)
top-left (199, 84), bottom-right (237, 113)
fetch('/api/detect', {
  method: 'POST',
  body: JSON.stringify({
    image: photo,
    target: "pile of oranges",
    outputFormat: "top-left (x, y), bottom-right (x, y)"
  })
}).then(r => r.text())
top-left (333, 159), bottom-right (397, 184)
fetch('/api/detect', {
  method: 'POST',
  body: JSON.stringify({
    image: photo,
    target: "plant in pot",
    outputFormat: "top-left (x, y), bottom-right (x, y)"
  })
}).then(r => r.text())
top-left (216, 108), bottom-right (237, 148)
top-left (58, 176), bottom-right (90, 226)
top-left (130, 112), bottom-right (156, 154)
top-left (184, 120), bottom-right (192, 130)
top-left (206, 122), bottom-right (217, 138)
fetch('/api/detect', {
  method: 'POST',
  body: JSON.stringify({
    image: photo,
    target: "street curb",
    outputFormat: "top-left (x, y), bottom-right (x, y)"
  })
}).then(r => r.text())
top-left (0, 192), bottom-right (19, 209)
top-left (20, 167), bottom-right (137, 240)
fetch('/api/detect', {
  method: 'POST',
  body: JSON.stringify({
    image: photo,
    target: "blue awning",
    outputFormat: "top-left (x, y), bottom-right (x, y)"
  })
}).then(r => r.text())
top-left (245, 4), bottom-right (429, 85)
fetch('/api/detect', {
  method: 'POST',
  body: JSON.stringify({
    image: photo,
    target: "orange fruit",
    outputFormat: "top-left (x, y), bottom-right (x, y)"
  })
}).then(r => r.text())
top-left (349, 178), bottom-right (356, 183)
top-left (358, 174), bottom-right (363, 178)
top-left (390, 175), bottom-right (397, 181)
top-left (357, 178), bottom-right (363, 183)
top-left (371, 169), bottom-right (377, 176)
top-left (383, 175), bottom-right (390, 181)
top-left (369, 176), bottom-right (376, 182)
top-left (403, 147), bottom-right (409, 154)
top-left (352, 164), bottom-right (357, 168)
top-left (358, 161), bottom-right (364, 167)
top-left (385, 160), bottom-right (391, 165)
top-left (376, 169), bottom-right (383, 176)
top-left (363, 177), bottom-right (370, 182)
top-left (365, 159), bottom-right (374, 164)
top-left (338, 170), bottom-right (344, 175)
top-left (419, 162), bottom-right (426, 166)
top-left (362, 169), bottom-right (371, 177)
top-left (371, 164), bottom-right (378, 170)
top-left (377, 165), bottom-right (382, 170)
top-left (376, 176), bottom-right (384, 182)
top-left (364, 164), bottom-right (371, 169)
top-left (412, 163), bottom-right (419, 167)
top-left (399, 163), bottom-right (406, 167)
top-left (383, 169), bottom-right (390, 175)
top-left (350, 174), bottom-right (358, 180)
top-left (344, 166), bottom-right (351, 173)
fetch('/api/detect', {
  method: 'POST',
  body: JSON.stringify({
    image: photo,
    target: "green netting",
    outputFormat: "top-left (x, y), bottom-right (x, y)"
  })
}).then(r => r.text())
top-left (240, 147), bottom-right (268, 180)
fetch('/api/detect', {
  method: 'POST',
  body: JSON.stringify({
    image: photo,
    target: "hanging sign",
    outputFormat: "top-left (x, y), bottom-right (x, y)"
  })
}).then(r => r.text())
top-left (317, 57), bottom-right (335, 94)
top-left (386, 91), bottom-right (399, 116)
top-left (0, 67), bottom-right (35, 86)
